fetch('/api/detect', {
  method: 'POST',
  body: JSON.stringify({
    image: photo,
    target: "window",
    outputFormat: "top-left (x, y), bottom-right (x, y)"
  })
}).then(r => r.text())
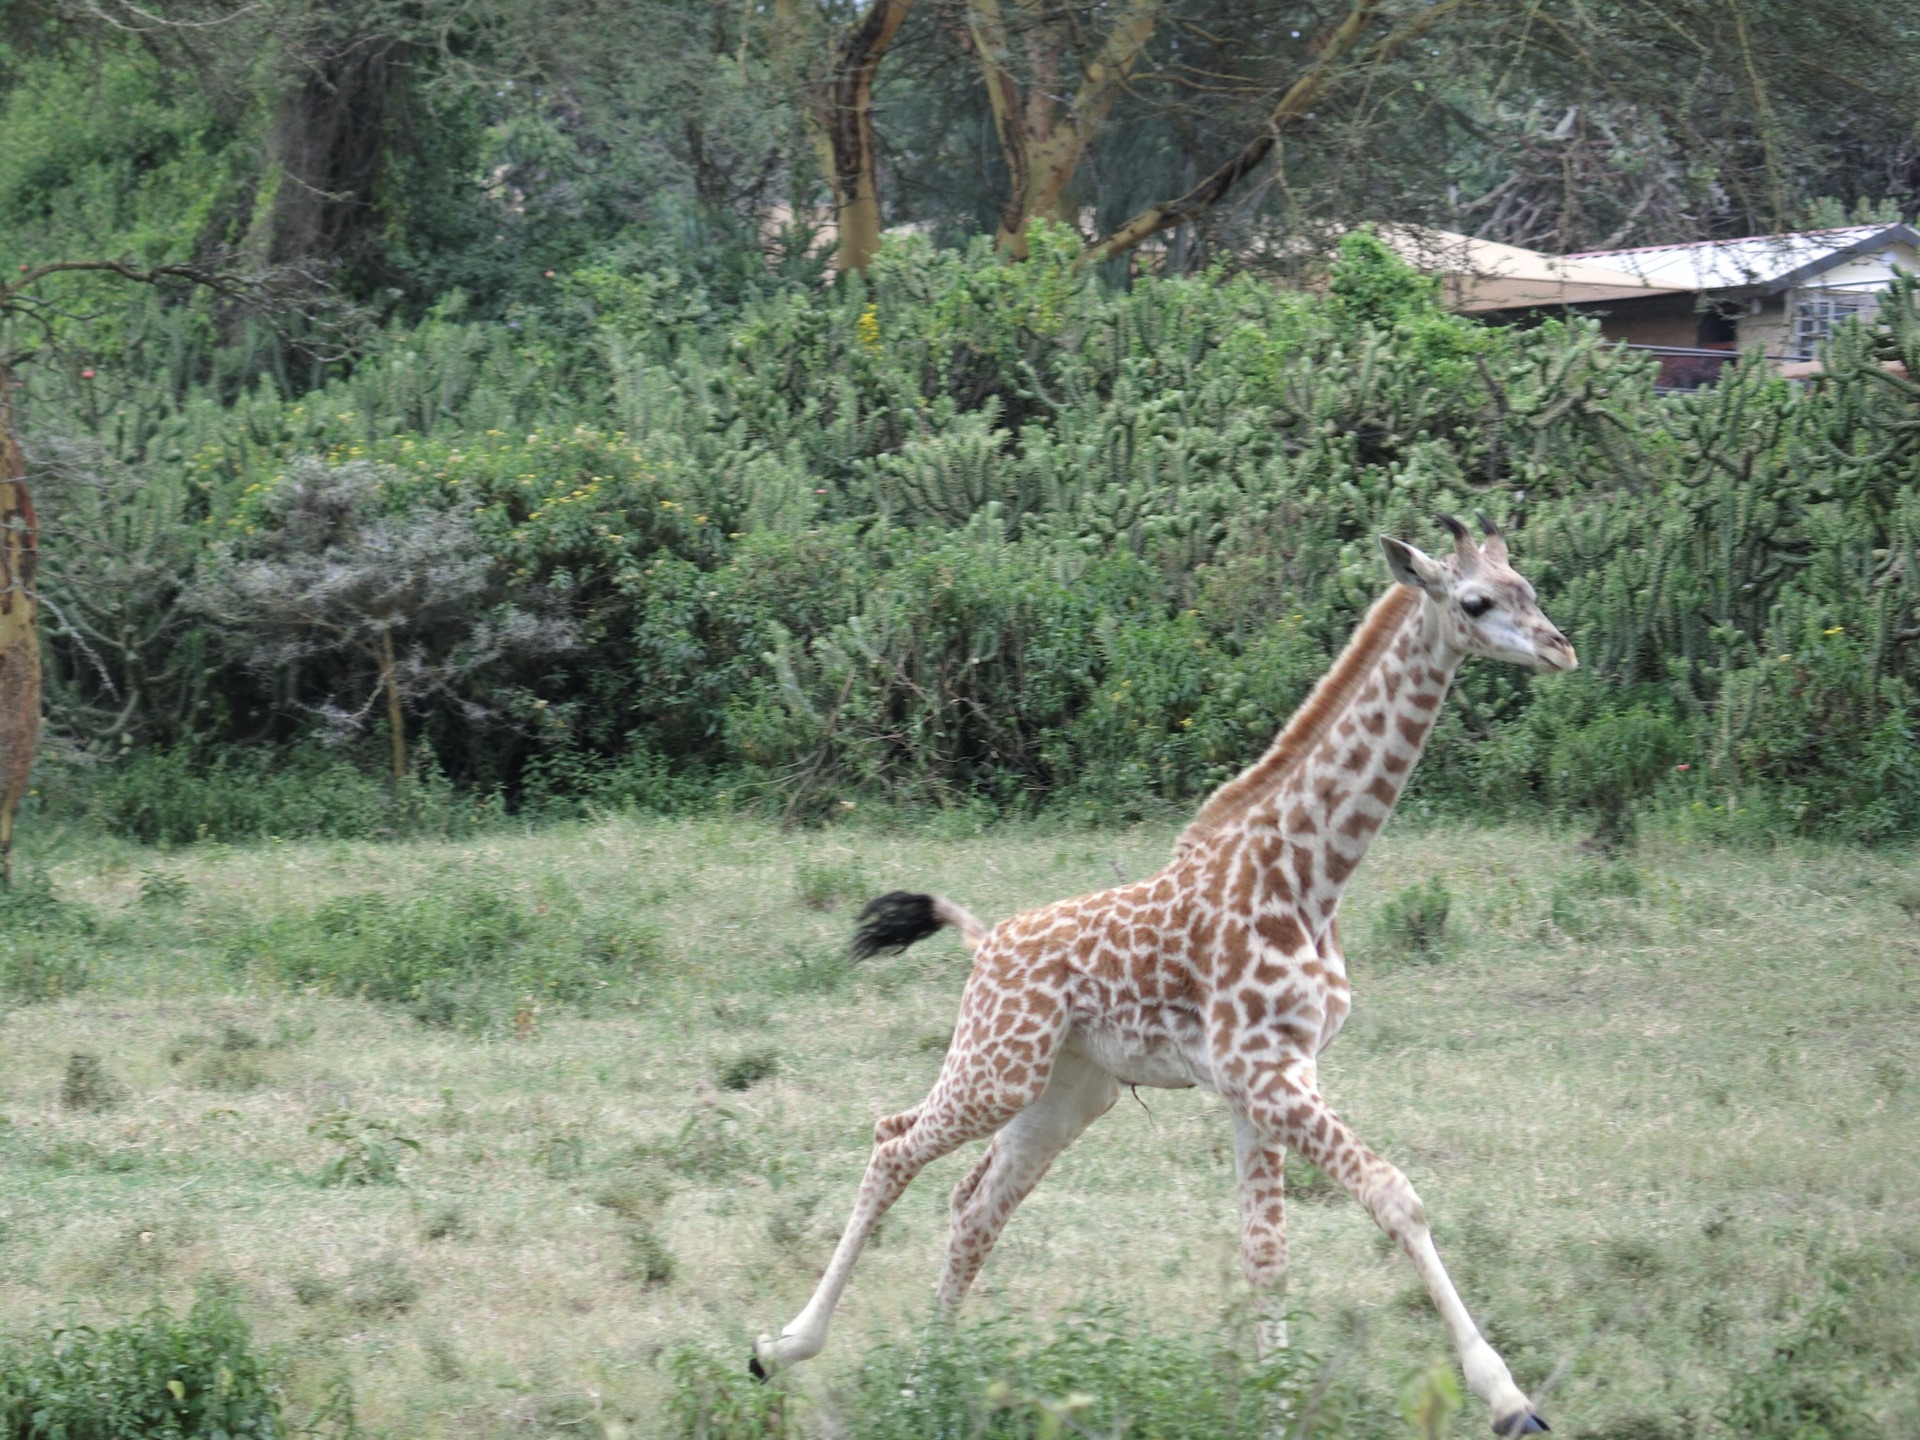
top-left (1794, 289), bottom-right (1877, 359)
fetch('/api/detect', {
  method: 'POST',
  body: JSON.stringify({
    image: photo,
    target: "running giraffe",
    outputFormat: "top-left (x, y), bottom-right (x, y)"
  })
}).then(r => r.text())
top-left (752, 516), bottom-right (1573, 1435)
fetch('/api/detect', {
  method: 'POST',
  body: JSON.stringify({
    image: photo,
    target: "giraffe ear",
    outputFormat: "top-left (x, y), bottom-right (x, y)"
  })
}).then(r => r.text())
top-left (1380, 535), bottom-right (1445, 593)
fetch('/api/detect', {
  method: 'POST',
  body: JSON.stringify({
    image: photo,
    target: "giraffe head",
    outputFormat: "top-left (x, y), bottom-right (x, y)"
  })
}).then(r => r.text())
top-left (1379, 515), bottom-right (1577, 673)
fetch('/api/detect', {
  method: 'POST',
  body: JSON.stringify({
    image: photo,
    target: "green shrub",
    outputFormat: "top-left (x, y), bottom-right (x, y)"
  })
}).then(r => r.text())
top-left (0, 869), bottom-right (93, 1003)
top-left (309, 1112), bottom-right (421, 1187)
top-left (24, 230), bottom-right (1920, 842)
top-left (793, 859), bottom-right (867, 911)
top-left (1548, 707), bottom-right (1689, 850)
top-left (716, 1049), bottom-right (780, 1092)
top-left (60, 1053), bottom-right (127, 1112)
top-left (843, 1305), bottom-right (1318, 1440)
top-left (625, 1225), bottom-right (677, 1287)
top-left (236, 874), bottom-right (649, 1029)
top-left (0, 1291), bottom-right (300, 1440)
top-left (1372, 877), bottom-right (1452, 963)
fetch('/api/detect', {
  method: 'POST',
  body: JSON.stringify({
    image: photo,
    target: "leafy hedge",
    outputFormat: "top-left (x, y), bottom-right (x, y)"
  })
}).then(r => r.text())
top-left (24, 228), bottom-right (1920, 839)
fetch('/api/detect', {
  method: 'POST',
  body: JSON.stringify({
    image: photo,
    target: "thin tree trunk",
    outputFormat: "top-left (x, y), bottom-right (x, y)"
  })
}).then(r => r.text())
top-left (0, 364), bottom-right (41, 889)
top-left (815, 0), bottom-right (915, 273)
top-left (379, 627), bottom-right (406, 787)
top-left (1086, 0), bottom-right (1391, 267)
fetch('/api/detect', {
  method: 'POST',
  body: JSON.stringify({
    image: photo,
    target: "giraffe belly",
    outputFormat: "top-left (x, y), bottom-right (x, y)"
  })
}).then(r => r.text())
top-left (1065, 1018), bottom-right (1210, 1090)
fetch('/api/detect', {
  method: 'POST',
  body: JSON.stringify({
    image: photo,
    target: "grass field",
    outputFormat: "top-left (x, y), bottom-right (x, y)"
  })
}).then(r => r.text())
top-left (1, 813), bottom-right (1916, 1438)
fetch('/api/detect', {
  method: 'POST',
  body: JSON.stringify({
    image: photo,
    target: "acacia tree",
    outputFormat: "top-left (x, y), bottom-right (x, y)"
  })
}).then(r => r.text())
top-left (0, 258), bottom-right (320, 885)
top-left (190, 458), bottom-right (569, 787)
top-left (961, 0), bottom-right (1162, 258)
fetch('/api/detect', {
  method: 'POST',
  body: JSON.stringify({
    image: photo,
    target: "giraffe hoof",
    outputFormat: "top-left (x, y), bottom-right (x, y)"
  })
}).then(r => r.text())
top-left (748, 1352), bottom-right (770, 1383)
top-left (1493, 1411), bottom-right (1548, 1435)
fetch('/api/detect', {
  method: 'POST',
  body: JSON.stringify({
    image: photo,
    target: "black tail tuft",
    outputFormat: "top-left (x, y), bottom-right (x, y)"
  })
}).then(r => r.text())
top-left (851, 891), bottom-right (942, 959)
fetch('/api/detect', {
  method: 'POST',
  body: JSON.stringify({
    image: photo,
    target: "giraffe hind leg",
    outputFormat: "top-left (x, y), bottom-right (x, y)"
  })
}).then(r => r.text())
top-left (935, 1050), bottom-right (1119, 1312)
top-left (753, 996), bottom-right (1071, 1377)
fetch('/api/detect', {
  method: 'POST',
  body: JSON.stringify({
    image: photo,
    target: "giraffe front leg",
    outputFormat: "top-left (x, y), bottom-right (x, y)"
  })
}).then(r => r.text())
top-left (1231, 1052), bottom-right (1546, 1435)
top-left (1231, 1113), bottom-right (1291, 1358)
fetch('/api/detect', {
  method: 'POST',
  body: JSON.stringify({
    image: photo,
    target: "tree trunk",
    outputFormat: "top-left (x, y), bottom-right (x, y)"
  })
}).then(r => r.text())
top-left (800, 0), bottom-right (915, 274)
top-left (0, 365), bottom-right (42, 888)
top-left (379, 627), bottom-right (406, 787)
top-left (1088, 0), bottom-right (1430, 268)
top-left (967, 0), bottom-right (1162, 259)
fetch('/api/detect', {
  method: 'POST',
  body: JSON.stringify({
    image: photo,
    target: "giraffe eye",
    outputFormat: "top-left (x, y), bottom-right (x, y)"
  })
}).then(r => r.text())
top-left (1461, 596), bottom-right (1494, 618)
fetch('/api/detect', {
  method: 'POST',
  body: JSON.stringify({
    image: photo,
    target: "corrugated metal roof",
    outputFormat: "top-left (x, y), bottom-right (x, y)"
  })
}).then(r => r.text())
top-left (1567, 225), bottom-right (1920, 293)
top-left (1377, 226), bottom-right (1686, 311)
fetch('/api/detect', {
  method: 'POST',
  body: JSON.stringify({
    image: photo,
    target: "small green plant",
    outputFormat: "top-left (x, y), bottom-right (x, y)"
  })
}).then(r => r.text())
top-left (420, 1204), bottom-right (471, 1241)
top-left (665, 1348), bottom-right (788, 1440)
top-left (170, 1023), bottom-right (270, 1091)
top-left (633, 1109), bottom-right (751, 1182)
top-left (533, 1127), bottom-right (587, 1176)
top-left (831, 1303), bottom-right (1317, 1440)
top-left (1401, 1363), bottom-right (1464, 1440)
top-left (794, 858), bottom-right (867, 911)
top-left (716, 1049), bottom-right (780, 1092)
top-left (342, 1255), bottom-right (420, 1317)
top-left (60, 1052), bottom-right (127, 1111)
top-left (594, 1172), bottom-right (673, 1221)
top-left (0, 1290), bottom-right (304, 1439)
top-left (290, 1272), bottom-right (336, 1306)
top-left (1373, 876), bottom-right (1451, 962)
top-left (237, 876), bottom-right (648, 1031)
top-left (138, 868), bottom-right (191, 906)
top-left (625, 1224), bottom-right (676, 1287)
top-left (0, 869), bottom-right (93, 1003)
top-left (309, 1112), bottom-right (421, 1186)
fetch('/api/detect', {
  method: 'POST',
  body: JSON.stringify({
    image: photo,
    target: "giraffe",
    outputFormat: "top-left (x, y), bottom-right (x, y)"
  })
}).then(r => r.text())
top-left (751, 515), bottom-right (1573, 1436)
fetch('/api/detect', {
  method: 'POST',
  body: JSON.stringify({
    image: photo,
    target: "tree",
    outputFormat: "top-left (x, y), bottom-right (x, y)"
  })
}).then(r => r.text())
top-left (0, 375), bottom-right (39, 888)
top-left (962, 0), bottom-right (1162, 258)
top-left (190, 458), bottom-right (568, 786)
top-left (0, 256), bottom-right (321, 885)
top-left (776, 0), bottom-right (917, 273)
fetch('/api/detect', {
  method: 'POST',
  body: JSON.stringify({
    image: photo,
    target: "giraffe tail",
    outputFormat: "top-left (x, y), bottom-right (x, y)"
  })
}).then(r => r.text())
top-left (849, 891), bottom-right (987, 958)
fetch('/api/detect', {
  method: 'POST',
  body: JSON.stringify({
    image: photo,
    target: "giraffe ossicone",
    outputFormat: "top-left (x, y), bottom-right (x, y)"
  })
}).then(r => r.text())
top-left (751, 517), bottom-right (1571, 1436)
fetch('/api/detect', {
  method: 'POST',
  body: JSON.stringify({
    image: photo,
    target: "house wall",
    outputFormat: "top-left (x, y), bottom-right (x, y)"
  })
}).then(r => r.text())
top-left (1739, 294), bottom-right (1792, 356)
top-left (1582, 295), bottom-right (1704, 347)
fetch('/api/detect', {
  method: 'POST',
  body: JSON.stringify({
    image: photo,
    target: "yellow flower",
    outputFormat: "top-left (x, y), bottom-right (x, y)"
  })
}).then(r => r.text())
top-left (1823, 625), bottom-right (1844, 636)
top-left (856, 302), bottom-right (881, 351)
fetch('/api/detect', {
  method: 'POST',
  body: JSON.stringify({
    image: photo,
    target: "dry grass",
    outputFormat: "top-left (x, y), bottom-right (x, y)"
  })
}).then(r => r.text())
top-left (2, 814), bottom-right (1916, 1437)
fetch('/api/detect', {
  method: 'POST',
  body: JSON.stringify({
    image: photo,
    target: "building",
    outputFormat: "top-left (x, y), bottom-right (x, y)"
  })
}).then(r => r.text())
top-left (1384, 223), bottom-right (1919, 389)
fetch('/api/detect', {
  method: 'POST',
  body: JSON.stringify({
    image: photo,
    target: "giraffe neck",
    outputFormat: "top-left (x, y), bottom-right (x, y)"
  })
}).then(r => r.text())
top-left (1240, 595), bottom-right (1459, 930)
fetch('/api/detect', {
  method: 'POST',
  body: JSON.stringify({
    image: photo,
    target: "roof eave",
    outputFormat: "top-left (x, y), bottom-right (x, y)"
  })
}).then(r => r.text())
top-left (1750, 223), bottom-right (1920, 297)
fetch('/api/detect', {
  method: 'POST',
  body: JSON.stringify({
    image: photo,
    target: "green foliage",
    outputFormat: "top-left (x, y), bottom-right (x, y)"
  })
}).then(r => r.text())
top-left (65, 747), bottom-right (486, 847)
top-left (844, 1305), bottom-right (1323, 1439)
top-left (624, 1225), bottom-right (677, 1288)
top-left (16, 221), bottom-right (1920, 842)
top-left (238, 873), bottom-right (650, 1029)
top-left (0, 1291), bottom-right (294, 1440)
top-left (715, 1050), bottom-right (780, 1092)
top-left (1548, 705), bottom-right (1689, 849)
top-left (1372, 877), bottom-right (1452, 962)
top-left (308, 1112), bottom-right (422, 1188)
top-left (59, 1052), bottom-right (125, 1111)
top-left (0, 869), bottom-right (93, 1002)
top-left (1719, 1286), bottom-right (1886, 1440)
top-left (665, 1305), bottom-right (1333, 1440)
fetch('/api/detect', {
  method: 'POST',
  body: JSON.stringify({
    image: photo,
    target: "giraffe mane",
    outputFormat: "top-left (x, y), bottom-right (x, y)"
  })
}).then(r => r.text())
top-left (1175, 584), bottom-right (1423, 852)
